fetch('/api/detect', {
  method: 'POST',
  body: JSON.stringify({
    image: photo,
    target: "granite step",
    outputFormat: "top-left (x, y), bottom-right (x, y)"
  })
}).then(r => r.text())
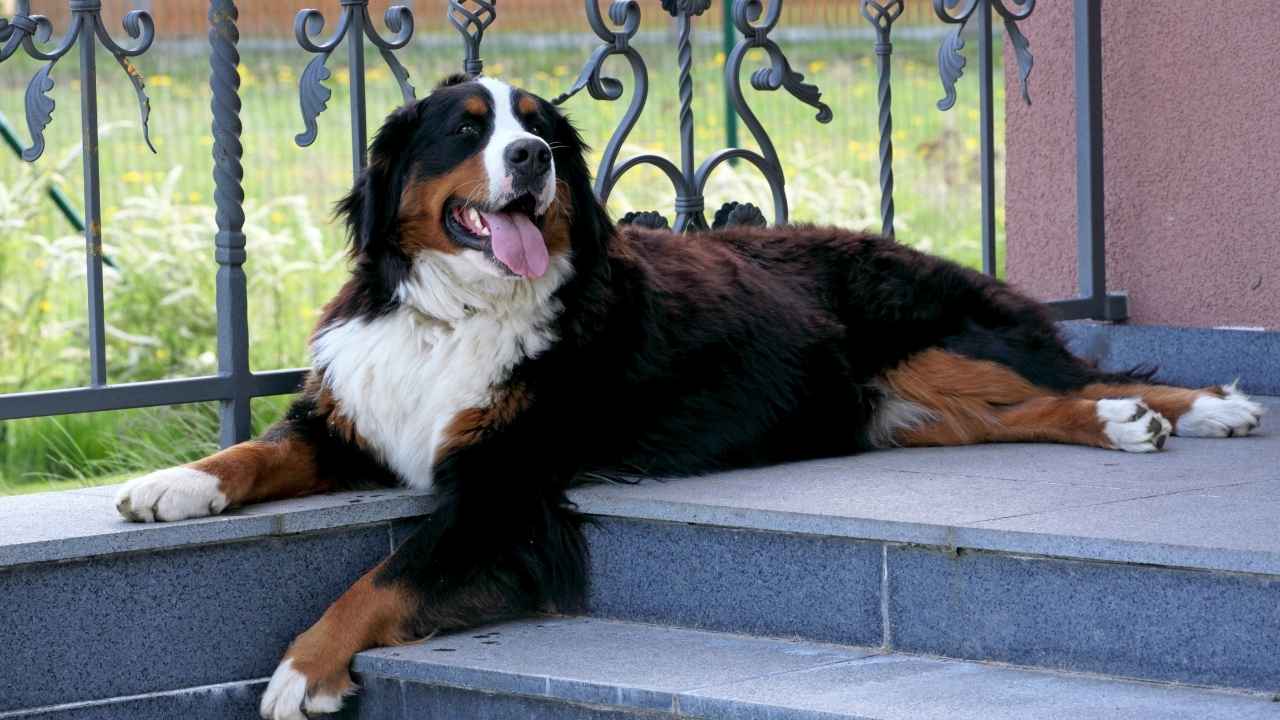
top-left (570, 398), bottom-right (1280, 692)
top-left (344, 616), bottom-right (1280, 720)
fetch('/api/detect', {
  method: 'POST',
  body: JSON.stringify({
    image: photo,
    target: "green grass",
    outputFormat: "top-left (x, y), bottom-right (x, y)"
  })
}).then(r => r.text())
top-left (0, 27), bottom-right (1005, 494)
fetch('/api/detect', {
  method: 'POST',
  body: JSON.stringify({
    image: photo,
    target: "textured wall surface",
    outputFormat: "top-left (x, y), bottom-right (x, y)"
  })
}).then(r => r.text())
top-left (1005, 3), bottom-right (1280, 328)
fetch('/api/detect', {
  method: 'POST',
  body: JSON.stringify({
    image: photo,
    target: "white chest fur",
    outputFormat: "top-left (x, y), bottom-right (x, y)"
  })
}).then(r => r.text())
top-left (310, 259), bottom-right (567, 488)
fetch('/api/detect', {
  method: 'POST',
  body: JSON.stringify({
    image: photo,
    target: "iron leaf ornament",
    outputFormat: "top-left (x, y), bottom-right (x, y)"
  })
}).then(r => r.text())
top-left (0, 0), bottom-right (156, 163)
top-left (294, 2), bottom-right (416, 148)
top-left (934, 0), bottom-right (1035, 111)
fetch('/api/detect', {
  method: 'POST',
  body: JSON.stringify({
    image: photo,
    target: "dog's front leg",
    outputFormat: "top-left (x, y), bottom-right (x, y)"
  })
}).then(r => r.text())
top-left (259, 477), bottom-right (587, 719)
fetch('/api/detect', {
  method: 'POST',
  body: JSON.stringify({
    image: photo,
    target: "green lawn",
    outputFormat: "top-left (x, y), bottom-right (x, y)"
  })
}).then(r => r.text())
top-left (0, 28), bottom-right (1004, 494)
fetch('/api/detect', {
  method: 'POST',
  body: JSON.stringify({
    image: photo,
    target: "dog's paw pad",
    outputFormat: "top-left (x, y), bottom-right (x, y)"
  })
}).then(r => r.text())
top-left (1176, 385), bottom-right (1265, 438)
top-left (260, 658), bottom-right (351, 720)
top-left (1098, 398), bottom-right (1171, 452)
top-left (114, 467), bottom-right (227, 523)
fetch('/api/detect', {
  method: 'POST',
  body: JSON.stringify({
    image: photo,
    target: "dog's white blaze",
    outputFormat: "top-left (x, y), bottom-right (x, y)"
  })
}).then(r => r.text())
top-left (477, 77), bottom-right (556, 214)
top-left (114, 466), bottom-right (227, 522)
top-left (1176, 383), bottom-right (1265, 437)
top-left (312, 255), bottom-right (571, 489)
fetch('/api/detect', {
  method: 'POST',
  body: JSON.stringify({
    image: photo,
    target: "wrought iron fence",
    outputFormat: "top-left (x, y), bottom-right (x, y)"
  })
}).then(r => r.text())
top-left (0, 0), bottom-right (1126, 447)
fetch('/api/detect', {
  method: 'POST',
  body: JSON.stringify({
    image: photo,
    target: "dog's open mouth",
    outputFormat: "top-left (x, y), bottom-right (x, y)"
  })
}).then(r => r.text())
top-left (444, 194), bottom-right (549, 279)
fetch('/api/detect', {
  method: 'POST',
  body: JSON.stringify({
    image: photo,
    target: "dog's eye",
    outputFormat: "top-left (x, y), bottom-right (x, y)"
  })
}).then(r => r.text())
top-left (527, 123), bottom-right (545, 138)
top-left (454, 122), bottom-right (479, 137)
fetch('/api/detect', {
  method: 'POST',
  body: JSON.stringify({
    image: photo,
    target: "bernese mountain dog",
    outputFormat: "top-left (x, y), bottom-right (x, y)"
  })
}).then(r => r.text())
top-left (112, 75), bottom-right (1264, 719)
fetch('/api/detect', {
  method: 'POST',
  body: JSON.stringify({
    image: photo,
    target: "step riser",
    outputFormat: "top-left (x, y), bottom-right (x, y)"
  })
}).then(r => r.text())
top-left (585, 516), bottom-right (1280, 692)
top-left (0, 522), bottom-right (404, 713)
top-left (0, 680), bottom-right (266, 720)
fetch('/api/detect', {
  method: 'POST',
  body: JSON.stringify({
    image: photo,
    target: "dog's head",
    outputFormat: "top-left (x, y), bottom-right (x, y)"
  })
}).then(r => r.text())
top-left (338, 75), bottom-right (606, 314)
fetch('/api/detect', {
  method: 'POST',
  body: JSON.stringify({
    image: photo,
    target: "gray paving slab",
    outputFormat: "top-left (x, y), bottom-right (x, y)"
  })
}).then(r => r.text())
top-left (683, 654), bottom-right (1280, 720)
top-left (571, 399), bottom-right (1280, 574)
top-left (356, 616), bottom-right (872, 714)
top-left (0, 485), bottom-right (432, 568)
top-left (967, 479), bottom-right (1280, 574)
top-left (355, 617), bottom-right (1279, 720)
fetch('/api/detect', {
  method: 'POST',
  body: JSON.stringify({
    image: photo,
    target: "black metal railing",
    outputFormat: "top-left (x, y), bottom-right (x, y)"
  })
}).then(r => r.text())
top-left (0, 0), bottom-right (1126, 447)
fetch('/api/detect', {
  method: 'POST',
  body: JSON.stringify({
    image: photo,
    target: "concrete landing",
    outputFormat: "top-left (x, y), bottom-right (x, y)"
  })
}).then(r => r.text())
top-left (572, 398), bottom-right (1280, 574)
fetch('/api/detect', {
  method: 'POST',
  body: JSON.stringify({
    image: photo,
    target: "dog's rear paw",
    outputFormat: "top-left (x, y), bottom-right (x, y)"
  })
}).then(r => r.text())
top-left (1098, 398), bottom-right (1171, 452)
top-left (260, 658), bottom-right (353, 720)
top-left (114, 467), bottom-right (228, 523)
top-left (1175, 384), bottom-right (1265, 438)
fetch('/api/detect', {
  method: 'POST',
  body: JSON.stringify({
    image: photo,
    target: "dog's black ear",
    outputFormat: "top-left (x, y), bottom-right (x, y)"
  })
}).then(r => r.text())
top-left (336, 101), bottom-right (421, 256)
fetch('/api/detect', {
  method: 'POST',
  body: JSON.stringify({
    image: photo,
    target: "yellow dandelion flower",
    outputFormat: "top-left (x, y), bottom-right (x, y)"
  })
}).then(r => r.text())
top-left (489, 63), bottom-right (505, 75)
top-left (270, 211), bottom-right (286, 225)
top-left (847, 140), bottom-right (863, 153)
top-left (553, 65), bottom-right (569, 78)
top-left (188, 191), bottom-right (202, 203)
top-left (150, 74), bottom-right (172, 87)
top-left (121, 170), bottom-right (145, 184)
top-left (276, 66), bottom-right (295, 83)
top-left (893, 130), bottom-right (907, 142)
top-left (967, 109), bottom-right (980, 121)
top-left (807, 60), bottom-right (826, 75)
top-left (34, 258), bottom-right (48, 271)
top-left (335, 68), bottom-right (351, 84)
top-left (199, 136), bottom-right (214, 146)
top-left (713, 51), bottom-right (726, 66)
top-left (154, 348), bottom-right (170, 360)
top-left (38, 299), bottom-right (53, 313)
top-left (964, 136), bottom-right (979, 152)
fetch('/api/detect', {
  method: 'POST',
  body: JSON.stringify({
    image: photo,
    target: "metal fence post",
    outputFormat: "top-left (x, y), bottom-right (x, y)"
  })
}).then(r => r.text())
top-left (449, 0), bottom-right (496, 78)
top-left (1072, 0), bottom-right (1124, 321)
top-left (209, 0), bottom-right (252, 446)
top-left (860, 0), bottom-right (902, 238)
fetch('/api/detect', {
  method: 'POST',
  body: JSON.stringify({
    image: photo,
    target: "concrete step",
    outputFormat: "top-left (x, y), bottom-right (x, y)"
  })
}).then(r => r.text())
top-left (344, 616), bottom-right (1280, 720)
top-left (570, 397), bottom-right (1280, 692)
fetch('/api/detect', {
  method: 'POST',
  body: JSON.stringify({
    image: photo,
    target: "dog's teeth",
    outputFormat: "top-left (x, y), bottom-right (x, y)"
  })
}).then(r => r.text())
top-left (466, 207), bottom-right (482, 231)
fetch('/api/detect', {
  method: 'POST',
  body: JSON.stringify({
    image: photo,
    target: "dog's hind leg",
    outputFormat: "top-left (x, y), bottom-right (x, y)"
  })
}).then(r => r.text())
top-left (1073, 382), bottom-right (1264, 438)
top-left (872, 348), bottom-right (1172, 452)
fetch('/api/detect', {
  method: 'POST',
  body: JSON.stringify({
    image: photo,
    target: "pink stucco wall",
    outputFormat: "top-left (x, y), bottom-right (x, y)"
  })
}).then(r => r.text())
top-left (1005, 3), bottom-right (1280, 329)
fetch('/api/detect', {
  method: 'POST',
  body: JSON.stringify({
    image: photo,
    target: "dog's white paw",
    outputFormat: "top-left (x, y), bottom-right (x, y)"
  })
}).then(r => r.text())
top-left (1098, 398), bottom-right (1171, 453)
top-left (114, 467), bottom-right (228, 523)
top-left (260, 658), bottom-right (350, 720)
top-left (1176, 384), bottom-right (1265, 438)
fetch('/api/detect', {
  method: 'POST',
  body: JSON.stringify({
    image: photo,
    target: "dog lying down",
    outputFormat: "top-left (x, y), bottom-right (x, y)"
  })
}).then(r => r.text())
top-left (112, 75), bottom-right (1264, 720)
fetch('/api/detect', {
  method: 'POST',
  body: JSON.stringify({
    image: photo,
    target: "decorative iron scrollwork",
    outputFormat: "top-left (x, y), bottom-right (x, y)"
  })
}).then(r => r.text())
top-left (934, 0), bottom-right (1035, 111)
top-left (449, 0), bottom-right (496, 78)
top-left (0, 0), bottom-right (155, 162)
top-left (557, 0), bottom-right (831, 233)
top-left (294, 1), bottom-right (416, 148)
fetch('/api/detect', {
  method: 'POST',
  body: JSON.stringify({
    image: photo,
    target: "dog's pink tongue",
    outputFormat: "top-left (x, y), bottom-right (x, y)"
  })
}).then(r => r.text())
top-left (481, 210), bottom-right (549, 279)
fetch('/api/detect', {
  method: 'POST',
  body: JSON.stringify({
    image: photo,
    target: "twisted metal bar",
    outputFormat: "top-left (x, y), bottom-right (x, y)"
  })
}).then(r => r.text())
top-left (860, 0), bottom-right (902, 238)
top-left (448, 0), bottom-right (496, 78)
top-left (294, 0), bottom-right (417, 175)
top-left (558, 0), bottom-right (830, 232)
top-left (209, 0), bottom-right (252, 445)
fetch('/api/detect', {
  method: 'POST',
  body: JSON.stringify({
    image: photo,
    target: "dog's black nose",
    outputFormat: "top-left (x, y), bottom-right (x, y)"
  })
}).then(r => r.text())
top-left (504, 138), bottom-right (551, 180)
